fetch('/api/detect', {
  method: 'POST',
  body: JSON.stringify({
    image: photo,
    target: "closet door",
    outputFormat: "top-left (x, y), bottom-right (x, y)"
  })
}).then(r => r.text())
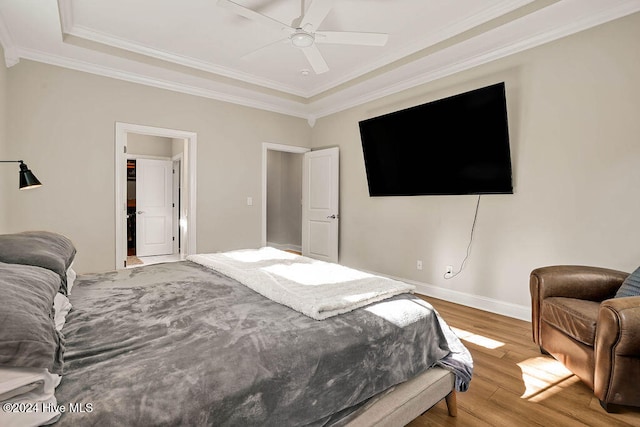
top-left (136, 158), bottom-right (174, 257)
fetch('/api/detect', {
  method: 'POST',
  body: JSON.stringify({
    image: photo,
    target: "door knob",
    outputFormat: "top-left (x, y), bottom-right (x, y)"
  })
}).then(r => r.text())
top-left (327, 214), bottom-right (337, 219)
top-left (137, 211), bottom-right (144, 214)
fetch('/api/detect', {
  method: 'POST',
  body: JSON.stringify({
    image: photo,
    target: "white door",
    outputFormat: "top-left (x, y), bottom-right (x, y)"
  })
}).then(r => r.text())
top-left (136, 158), bottom-right (174, 257)
top-left (302, 147), bottom-right (339, 262)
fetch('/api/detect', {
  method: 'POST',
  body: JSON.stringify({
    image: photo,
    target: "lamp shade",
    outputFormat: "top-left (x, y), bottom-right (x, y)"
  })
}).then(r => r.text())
top-left (18, 162), bottom-right (42, 190)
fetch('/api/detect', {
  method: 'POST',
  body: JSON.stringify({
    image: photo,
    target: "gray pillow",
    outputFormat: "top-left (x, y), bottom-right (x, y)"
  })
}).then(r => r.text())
top-left (0, 261), bottom-right (65, 374)
top-left (615, 266), bottom-right (640, 298)
top-left (0, 231), bottom-right (76, 295)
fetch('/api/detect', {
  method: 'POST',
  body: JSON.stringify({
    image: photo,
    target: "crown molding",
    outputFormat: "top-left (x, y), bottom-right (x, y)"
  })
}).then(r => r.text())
top-left (301, 0), bottom-right (533, 97)
top-left (6, 0), bottom-right (640, 125)
top-left (56, 0), bottom-right (310, 98)
top-left (57, 0), bottom-right (74, 34)
top-left (56, 0), bottom-right (532, 99)
top-left (308, 0), bottom-right (640, 120)
top-left (0, 10), bottom-right (19, 67)
top-left (14, 47), bottom-right (311, 119)
top-left (67, 25), bottom-right (309, 98)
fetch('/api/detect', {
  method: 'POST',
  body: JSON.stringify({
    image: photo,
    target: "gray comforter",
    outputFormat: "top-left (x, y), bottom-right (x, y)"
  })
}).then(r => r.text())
top-left (55, 261), bottom-right (470, 426)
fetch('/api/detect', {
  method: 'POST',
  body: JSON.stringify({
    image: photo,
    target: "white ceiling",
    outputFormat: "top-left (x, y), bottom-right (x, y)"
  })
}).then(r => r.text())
top-left (0, 0), bottom-right (639, 124)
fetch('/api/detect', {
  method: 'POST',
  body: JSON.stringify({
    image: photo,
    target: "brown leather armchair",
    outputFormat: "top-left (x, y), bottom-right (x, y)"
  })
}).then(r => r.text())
top-left (530, 265), bottom-right (640, 412)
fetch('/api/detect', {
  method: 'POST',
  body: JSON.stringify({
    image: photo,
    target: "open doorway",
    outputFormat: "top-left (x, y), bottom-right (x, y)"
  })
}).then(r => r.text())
top-left (261, 143), bottom-right (340, 262)
top-left (125, 134), bottom-right (185, 267)
top-left (266, 150), bottom-right (303, 252)
top-left (115, 123), bottom-right (197, 270)
top-left (261, 143), bottom-right (310, 252)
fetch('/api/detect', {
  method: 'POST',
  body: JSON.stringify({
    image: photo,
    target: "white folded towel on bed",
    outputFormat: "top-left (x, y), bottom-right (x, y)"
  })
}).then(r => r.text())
top-left (187, 247), bottom-right (415, 320)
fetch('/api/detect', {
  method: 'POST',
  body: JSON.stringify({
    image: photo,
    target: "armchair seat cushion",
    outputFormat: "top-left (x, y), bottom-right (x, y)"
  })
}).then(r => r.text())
top-left (542, 297), bottom-right (600, 346)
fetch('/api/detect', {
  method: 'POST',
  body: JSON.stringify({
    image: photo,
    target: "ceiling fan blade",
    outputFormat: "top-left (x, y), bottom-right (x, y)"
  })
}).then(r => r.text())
top-left (302, 45), bottom-right (329, 74)
top-left (315, 31), bottom-right (388, 46)
top-left (300, 0), bottom-right (335, 30)
top-left (217, 0), bottom-right (292, 33)
top-left (241, 37), bottom-right (290, 60)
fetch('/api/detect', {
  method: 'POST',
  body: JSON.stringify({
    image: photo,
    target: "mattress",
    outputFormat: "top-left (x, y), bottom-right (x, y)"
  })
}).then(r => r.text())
top-left (52, 260), bottom-right (471, 426)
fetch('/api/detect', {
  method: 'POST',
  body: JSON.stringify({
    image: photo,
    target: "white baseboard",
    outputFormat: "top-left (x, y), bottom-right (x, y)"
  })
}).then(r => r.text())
top-left (366, 270), bottom-right (531, 321)
top-left (265, 251), bottom-right (531, 321)
top-left (413, 281), bottom-right (531, 321)
top-left (267, 242), bottom-right (302, 253)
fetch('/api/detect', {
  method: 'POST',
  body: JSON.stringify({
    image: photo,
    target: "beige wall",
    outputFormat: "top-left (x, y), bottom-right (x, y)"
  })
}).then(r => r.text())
top-left (127, 133), bottom-right (173, 157)
top-left (4, 60), bottom-right (311, 273)
top-left (267, 150), bottom-right (302, 247)
top-left (311, 12), bottom-right (640, 316)
top-left (172, 138), bottom-right (186, 157)
top-left (2, 13), bottom-right (639, 318)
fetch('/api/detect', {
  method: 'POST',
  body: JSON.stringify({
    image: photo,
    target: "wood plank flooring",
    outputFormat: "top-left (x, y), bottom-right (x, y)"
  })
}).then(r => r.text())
top-left (407, 295), bottom-right (640, 427)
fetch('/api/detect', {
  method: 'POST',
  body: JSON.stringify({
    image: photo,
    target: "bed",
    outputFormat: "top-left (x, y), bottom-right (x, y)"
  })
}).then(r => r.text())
top-left (0, 232), bottom-right (472, 426)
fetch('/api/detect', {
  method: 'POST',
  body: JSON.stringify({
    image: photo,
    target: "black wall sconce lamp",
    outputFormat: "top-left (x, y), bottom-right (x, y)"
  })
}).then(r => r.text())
top-left (0, 160), bottom-right (43, 190)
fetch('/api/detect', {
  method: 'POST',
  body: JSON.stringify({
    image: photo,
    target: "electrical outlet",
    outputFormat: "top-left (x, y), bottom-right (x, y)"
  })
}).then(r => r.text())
top-left (444, 265), bottom-right (454, 278)
top-left (416, 260), bottom-right (423, 270)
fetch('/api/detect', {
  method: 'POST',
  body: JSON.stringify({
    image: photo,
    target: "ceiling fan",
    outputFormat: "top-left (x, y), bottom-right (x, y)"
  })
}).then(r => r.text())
top-left (217, 0), bottom-right (389, 74)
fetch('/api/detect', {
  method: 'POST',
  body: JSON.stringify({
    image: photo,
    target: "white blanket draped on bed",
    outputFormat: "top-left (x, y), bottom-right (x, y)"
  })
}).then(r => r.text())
top-left (187, 247), bottom-right (415, 320)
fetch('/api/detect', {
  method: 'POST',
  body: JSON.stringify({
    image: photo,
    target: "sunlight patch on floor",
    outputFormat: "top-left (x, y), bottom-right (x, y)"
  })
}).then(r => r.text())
top-left (517, 356), bottom-right (577, 400)
top-left (449, 326), bottom-right (505, 349)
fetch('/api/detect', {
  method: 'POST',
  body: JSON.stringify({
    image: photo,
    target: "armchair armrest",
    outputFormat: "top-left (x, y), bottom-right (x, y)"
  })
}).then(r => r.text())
top-left (530, 265), bottom-right (628, 345)
top-left (594, 296), bottom-right (640, 406)
top-left (531, 266), bottom-right (628, 300)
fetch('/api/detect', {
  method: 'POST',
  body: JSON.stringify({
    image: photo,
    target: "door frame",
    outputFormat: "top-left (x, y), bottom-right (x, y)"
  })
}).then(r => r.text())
top-left (172, 154), bottom-right (183, 255)
top-left (261, 142), bottom-right (310, 248)
top-left (115, 122), bottom-right (197, 269)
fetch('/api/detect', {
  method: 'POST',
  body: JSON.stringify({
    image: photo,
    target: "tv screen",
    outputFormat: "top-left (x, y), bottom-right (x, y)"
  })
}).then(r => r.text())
top-left (359, 82), bottom-right (513, 196)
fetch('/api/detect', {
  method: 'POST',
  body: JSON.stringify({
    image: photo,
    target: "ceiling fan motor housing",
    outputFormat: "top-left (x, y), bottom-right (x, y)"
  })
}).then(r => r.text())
top-left (291, 29), bottom-right (315, 48)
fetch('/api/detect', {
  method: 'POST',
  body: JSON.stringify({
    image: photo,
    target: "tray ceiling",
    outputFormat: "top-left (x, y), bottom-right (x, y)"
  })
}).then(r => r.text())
top-left (0, 0), bottom-right (638, 123)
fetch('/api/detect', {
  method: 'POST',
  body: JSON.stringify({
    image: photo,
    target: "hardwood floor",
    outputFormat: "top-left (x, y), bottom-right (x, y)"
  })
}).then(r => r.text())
top-left (408, 295), bottom-right (640, 427)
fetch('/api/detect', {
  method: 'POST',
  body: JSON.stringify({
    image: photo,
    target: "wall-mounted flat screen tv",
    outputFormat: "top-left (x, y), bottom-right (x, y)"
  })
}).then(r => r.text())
top-left (359, 82), bottom-right (513, 196)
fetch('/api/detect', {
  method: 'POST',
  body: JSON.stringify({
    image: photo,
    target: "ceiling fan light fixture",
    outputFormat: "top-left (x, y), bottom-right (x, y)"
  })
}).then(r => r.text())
top-left (291, 29), bottom-right (314, 48)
